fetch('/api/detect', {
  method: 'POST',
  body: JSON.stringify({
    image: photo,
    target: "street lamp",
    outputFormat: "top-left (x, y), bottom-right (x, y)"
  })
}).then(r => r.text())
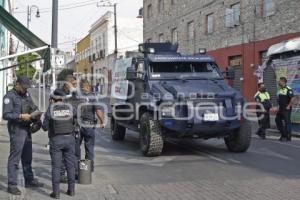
top-left (27, 5), bottom-right (40, 29)
top-left (26, 5), bottom-right (40, 76)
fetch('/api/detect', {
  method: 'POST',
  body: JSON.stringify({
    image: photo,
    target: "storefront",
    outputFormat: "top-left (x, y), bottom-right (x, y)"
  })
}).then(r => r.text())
top-left (263, 37), bottom-right (300, 132)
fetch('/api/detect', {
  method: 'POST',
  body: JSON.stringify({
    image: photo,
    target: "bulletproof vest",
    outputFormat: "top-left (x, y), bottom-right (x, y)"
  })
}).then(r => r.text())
top-left (50, 104), bottom-right (74, 135)
top-left (21, 98), bottom-right (32, 114)
top-left (81, 96), bottom-right (96, 122)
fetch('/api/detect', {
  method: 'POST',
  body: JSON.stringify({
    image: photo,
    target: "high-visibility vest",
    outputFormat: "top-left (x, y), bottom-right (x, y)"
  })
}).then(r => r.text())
top-left (278, 86), bottom-right (292, 96)
top-left (254, 91), bottom-right (270, 102)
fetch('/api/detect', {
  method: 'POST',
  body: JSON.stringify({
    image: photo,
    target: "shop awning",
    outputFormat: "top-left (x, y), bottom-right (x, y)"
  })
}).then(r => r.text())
top-left (0, 6), bottom-right (51, 72)
top-left (267, 37), bottom-right (300, 57)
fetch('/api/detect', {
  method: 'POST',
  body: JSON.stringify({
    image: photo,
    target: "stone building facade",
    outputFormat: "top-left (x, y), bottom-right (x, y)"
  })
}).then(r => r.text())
top-left (143, 0), bottom-right (300, 100)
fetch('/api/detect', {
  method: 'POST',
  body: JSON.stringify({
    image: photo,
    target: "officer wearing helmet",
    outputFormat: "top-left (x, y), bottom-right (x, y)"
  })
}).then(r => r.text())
top-left (42, 89), bottom-right (76, 199)
top-left (3, 76), bottom-right (43, 195)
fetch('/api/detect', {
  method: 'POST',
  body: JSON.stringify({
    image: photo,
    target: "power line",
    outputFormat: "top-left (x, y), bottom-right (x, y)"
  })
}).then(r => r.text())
top-left (14, 0), bottom-right (110, 14)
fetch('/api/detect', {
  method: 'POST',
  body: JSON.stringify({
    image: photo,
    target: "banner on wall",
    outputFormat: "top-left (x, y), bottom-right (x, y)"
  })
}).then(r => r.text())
top-left (272, 55), bottom-right (300, 123)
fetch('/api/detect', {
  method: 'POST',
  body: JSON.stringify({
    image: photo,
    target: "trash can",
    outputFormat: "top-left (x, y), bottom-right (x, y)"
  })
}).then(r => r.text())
top-left (78, 159), bottom-right (92, 185)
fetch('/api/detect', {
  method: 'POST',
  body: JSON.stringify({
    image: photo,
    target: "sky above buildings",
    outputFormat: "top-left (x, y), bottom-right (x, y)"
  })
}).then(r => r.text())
top-left (13, 0), bottom-right (143, 51)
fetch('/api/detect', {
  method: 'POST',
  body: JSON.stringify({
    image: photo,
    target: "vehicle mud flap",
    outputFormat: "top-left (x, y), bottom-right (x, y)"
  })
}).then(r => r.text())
top-left (111, 117), bottom-right (126, 141)
top-left (140, 112), bottom-right (164, 157)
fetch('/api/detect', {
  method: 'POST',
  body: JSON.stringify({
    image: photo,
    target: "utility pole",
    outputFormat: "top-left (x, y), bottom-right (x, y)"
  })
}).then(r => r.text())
top-left (114, 3), bottom-right (118, 57)
top-left (97, 2), bottom-right (118, 57)
top-left (51, 0), bottom-right (58, 48)
top-left (51, 0), bottom-right (58, 92)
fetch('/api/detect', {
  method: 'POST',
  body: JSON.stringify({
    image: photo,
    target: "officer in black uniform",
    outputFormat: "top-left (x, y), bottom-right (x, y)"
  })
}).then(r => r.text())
top-left (42, 89), bottom-right (76, 199)
top-left (254, 83), bottom-right (272, 139)
top-left (3, 76), bottom-right (43, 195)
top-left (59, 75), bottom-right (81, 182)
top-left (79, 80), bottom-right (105, 172)
top-left (275, 77), bottom-right (295, 142)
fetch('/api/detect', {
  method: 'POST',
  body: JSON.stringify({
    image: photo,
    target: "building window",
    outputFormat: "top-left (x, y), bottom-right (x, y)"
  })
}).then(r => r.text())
top-left (264, 0), bottom-right (276, 17)
top-left (231, 2), bottom-right (240, 25)
top-left (158, 0), bottom-right (164, 14)
top-left (171, 28), bottom-right (178, 43)
top-left (171, 0), bottom-right (176, 6)
top-left (187, 21), bottom-right (195, 42)
top-left (260, 51), bottom-right (268, 65)
top-left (206, 13), bottom-right (214, 34)
top-left (147, 4), bottom-right (153, 19)
top-left (159, 33), bottom-right (164, 43)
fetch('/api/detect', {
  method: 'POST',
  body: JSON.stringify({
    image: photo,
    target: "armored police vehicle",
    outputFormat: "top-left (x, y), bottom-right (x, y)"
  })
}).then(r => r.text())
top-left (110, 43), bottom-right (251, 157)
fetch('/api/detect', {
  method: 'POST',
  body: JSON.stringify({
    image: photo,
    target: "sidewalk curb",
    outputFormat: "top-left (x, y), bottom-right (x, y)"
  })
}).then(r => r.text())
top-left (266, 128), bottom-right (300, 139)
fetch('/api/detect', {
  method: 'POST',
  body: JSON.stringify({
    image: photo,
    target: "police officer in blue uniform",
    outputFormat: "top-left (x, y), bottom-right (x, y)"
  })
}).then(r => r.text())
top-left (3, 76), bottom-right (43, 195)
top-left (42, 89), bottom-right (76, 199)
top-left (254, 83), bottom-right (272, 139)
top-left (79, 80), bottom-right (105, 172)
top-left (275, 77), bottom-right (295, 142)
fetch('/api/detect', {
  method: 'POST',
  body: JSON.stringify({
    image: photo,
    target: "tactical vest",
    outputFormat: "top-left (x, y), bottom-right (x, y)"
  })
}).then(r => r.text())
top-left (21, 95), bottom-right (33, 126)
top-left (81, 95), bottom-right (96, 122)
top-left (50, 104), bottom-right (74, 135)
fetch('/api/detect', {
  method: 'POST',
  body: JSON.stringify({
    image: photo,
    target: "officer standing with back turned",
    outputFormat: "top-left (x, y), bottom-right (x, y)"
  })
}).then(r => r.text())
top-left (3, 76), bottom-right (43, 195)
top-left (254, 83), bottom-right (272, 139)
top-left (42, 89), bottom-right (76, 199)
top-left (275, 77), bottom-right (295, 142)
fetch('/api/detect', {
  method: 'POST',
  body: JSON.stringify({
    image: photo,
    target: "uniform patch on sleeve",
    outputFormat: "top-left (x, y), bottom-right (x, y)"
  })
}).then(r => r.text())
top-left (4, 98), bottom-right (10, 104)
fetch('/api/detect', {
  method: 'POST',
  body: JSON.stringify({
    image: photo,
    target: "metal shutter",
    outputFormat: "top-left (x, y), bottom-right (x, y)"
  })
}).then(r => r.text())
top-left (263, 64), bottom-right (277, 106)
top-left (233, 66), bottom-right (243, 92)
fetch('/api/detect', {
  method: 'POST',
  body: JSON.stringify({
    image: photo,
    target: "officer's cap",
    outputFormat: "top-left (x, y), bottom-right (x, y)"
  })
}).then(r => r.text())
top-left (16, 76), bottom-right (31, 89)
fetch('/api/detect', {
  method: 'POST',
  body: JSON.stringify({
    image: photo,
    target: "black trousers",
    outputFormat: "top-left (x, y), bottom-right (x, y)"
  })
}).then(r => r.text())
top-left (256, 111), bottom-right (270, 135)
top-left (50, 135), bottom-right (76, 193)
top-left (8, 126), bottom-right (34, 187)
top-left (275, 110), bottom-right (292, 138)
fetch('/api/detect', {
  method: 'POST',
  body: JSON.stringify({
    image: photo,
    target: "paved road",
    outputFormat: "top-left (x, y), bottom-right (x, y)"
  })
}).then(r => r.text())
top-left (0, 91), bottom-right (300, 200)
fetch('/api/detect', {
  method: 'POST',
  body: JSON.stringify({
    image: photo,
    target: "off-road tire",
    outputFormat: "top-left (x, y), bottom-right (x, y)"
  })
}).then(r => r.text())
top-left (111, 117), bottom-right (126, 141)
top-left (140, 112), bottom-right (164, 157)
top-left (225, 121), bottom-right (252, 153)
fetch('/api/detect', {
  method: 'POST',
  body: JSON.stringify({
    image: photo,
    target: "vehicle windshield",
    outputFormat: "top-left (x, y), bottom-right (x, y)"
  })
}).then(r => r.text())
top-left (150, 62), bottom-right (222, 79)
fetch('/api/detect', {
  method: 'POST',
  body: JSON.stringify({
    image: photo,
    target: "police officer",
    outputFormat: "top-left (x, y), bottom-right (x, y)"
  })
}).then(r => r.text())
top-left (275, 77), bottom-right (295, 142)
top-left (42, 89), bottom-right (76, 199)
top-left (3, 76), bottom-right (43, 195)
top-left (79, 80), bottom-right (105, 172)
top-left (57, 75), bottom-right (80, 183)
top-left (254, 83), bottom-right (272, 139)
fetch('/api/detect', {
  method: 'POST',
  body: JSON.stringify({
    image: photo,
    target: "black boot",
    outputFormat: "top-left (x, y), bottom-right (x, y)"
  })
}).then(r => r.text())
top-left (50, 192), bottom-right (60, 199)
top-left (67, 189), bottom-right (75, 196)
top-left (279, 136), bottom-right (288, 142)
top-left (25, 179), bottom-right (44, 188)
top-left (287, 134), bottom-right (292, 142)
top-left (7, 186), bottom-right (21, 195)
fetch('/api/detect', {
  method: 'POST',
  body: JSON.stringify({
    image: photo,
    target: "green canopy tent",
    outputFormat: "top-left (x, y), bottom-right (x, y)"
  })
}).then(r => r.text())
top-left (0, 5), bottom-right (51, 72)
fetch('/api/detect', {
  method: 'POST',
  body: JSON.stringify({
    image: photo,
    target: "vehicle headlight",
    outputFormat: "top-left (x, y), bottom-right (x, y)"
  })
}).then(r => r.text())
top-left (161, 106), bottom-right (175, 117)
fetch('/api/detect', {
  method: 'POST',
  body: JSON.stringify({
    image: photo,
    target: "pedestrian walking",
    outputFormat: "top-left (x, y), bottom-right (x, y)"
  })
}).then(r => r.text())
top-left (275, 77), bottom-right (296, 142)
top-left (78, 80), bottom-right (105, 172)
top-left (3, 76), bottom-right (43, 195)
top-left (254, 83), bottom-right (272, 139)
top-left (42, 89), bottom-right (76, 199)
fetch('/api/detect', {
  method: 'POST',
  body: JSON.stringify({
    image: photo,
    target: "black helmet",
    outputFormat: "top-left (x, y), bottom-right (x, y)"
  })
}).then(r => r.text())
top-left (30, 120), bottom-right (42, 134)
top-left (50, 89), bottom-right (66, 101)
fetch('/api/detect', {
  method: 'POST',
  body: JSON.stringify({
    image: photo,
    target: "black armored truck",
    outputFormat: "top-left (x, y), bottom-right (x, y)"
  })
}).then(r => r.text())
top-left (110, 43), bottom-right (252, 156)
